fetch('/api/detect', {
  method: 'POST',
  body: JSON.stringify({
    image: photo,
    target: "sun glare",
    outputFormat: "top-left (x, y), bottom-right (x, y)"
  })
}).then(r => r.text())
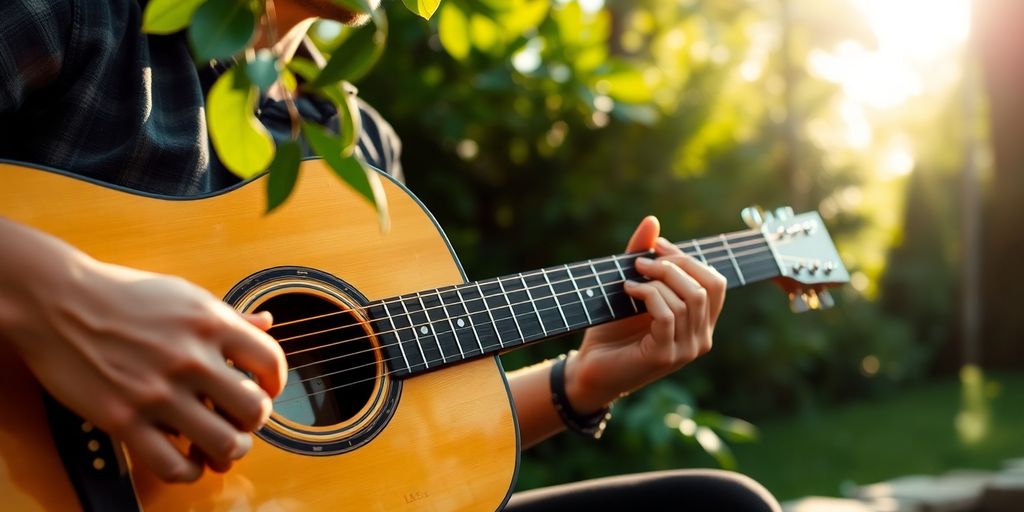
top-left (810, 0), bottom-right (971, 110)
top-left (806, 0), bottom-right (970, 180)
top-left (852, 0), bottom-right (971, 63)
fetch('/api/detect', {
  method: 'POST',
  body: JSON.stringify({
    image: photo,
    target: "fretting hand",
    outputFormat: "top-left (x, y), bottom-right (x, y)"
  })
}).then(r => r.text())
top-left (563, 216), bottom-right (727, 414)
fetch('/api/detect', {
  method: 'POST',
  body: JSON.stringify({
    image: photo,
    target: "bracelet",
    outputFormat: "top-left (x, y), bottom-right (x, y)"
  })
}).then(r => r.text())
top-left (550, 352), bottom-right (613, 440)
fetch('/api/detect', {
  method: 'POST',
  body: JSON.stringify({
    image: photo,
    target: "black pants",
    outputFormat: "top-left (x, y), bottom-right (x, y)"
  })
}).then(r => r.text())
top-left (505, 470), bottom-right (782, 511)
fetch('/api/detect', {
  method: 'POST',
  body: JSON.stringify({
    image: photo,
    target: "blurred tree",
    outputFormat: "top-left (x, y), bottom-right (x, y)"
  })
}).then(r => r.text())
top-left (975, 0), bottom-right (1024, 368)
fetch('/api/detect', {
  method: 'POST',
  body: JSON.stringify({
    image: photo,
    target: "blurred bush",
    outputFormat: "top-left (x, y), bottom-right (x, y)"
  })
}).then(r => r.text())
top-left (350, 0), bottom-right (976, 486)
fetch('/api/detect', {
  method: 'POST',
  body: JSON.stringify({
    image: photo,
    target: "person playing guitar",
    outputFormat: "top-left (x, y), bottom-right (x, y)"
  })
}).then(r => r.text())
top-left (0, 0), bottom-right (782, 510)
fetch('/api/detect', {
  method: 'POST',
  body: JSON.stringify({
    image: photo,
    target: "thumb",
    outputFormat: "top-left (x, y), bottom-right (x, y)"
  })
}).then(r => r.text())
top-left (243, 311), bottom-right (274, 332)
top-left (625, 215), bottom-right (660, 252)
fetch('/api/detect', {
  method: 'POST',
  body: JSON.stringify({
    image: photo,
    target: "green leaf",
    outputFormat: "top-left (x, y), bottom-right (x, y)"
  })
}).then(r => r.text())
top-left (438, 2), bottom-right (470, 60)
top-left (401, 0), bottom-right (441, 20)
top-left (337, 85), bottom-right (362, 156)
top-left (207, 66), bottom-right (275, 178)
top-left (266, 142), bottom-right (302, 213)
top-left (142, 0), bottom-right (206, 34)
top-left (246, 49), bottom-right (280, 93)
top-left (188, 0), bottom-right (256, 62)
top-left (287, 57), bottom-right (321, 83)
top-left (310, 22), bottom-right (387, 87)
top-left (693, 426), bottom-right (737, 470)
top-left (597, 66), bottom-right (654, 103)
top-left (303, 122), bottom-right (390, 230)
top-left (316, 82), bottom-right (363, 157)
top-left (279, 68), bottom-right (298, 93)
top-left (469, 14), bottom-right (501, 54)
top-left (694, 412), bottom-right (760, 443)
top-left (497, 0), bottom-right (549, 38)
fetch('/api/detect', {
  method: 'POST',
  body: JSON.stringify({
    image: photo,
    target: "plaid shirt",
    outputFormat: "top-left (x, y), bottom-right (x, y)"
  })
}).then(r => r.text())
top-left (0, 0), bottom-right (402, 196)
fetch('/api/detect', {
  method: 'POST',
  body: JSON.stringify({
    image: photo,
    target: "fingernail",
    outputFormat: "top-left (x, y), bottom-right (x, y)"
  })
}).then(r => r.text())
top-left (656, 238), bottom-right (675, 250)
top-left (637, 257), bottom-right (654, 265)
top-left (230, 433), bottom-right (253, 460)
top-left (623, 280), bottom-right (637, 287)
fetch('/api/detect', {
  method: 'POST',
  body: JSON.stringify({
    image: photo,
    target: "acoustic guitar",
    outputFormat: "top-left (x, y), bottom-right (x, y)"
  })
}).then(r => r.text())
top-left (0, 159), bottom-right (848, 511)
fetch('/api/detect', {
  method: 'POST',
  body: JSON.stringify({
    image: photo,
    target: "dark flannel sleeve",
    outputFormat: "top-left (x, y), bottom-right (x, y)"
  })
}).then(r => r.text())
top-left (0, 0), bottom-right (74, 113)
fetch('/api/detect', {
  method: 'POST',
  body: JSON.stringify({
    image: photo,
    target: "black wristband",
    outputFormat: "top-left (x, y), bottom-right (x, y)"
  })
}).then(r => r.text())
top-left (550, 352), bottom-right (612, 440)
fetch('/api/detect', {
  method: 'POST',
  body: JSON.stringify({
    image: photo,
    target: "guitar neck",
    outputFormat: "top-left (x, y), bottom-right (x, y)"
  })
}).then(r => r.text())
top-left (368, 229), bottom-right (780, 378)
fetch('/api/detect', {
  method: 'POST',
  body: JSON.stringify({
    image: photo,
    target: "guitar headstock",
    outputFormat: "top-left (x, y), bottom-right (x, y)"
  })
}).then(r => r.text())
top-left (742, 206), bottom-right (850, 313)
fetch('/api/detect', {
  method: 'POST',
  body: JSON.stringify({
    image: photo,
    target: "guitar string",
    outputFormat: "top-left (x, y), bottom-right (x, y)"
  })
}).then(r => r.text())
top-left (266, 228), bottom-right (776, 332)
top-left (276, 233), bottom-right (773, 348)
top-left (272, 286), bottom-right (725, 405)
top-left (274, 234), bottom-right (832, 382)
top-left (276, 237), bottom-right (778, 358)
top-left (272, 255), bottom-right (776, 405)
top-left (277, 238), bottom-right (783, 355)
top-left (275, 250), bottom-right (781, 385)
top-left (273, 233), bottom-right (780, 349)
top-left (277, 263), bottom-right (782, 391)
top-left (265, 233), bottom-right (768, 346)
top-left (282, 253), bottom-right (781, 384)
top-left (267, 234), bottom-right (831, 401)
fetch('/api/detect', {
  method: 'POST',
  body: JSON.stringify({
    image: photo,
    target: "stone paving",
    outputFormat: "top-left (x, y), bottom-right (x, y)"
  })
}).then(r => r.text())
top-left (782, 459), bottom-right (1024, 512)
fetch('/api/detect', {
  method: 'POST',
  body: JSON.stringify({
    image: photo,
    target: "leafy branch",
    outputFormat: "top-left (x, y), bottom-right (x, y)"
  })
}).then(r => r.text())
top-left (141, 0), bottom-right (440, 226)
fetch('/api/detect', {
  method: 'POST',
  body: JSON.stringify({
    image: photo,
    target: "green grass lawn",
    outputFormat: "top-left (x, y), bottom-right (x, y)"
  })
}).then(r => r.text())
top-left (727, 371), bottom-right (1024, 502)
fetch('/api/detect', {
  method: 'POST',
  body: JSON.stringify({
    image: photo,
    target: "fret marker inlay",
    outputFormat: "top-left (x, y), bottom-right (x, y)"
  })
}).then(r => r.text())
top-left (457, 319), bottom-right (465, 328)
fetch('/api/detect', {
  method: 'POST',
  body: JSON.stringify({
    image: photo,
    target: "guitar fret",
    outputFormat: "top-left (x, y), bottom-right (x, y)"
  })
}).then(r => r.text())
top-left (612, 256), bottom-right (640, 313)
top-left (398, 298), bottom-right (430, 369)
top-left (380, 301), bottom-right (412, 373)
top-left (592, 257), bottom-right (636, 318)
top-left (524, 271), bottom-right (564, 335)
top-left (416, 291), bottom-right (446, 363)
top-left (691, 239), bottom-right (707, 264)
top-left (439, 287), bottom-right (477, 358)
top-left (520, 273), bottom-right (547, 337)
top-left (459, 284), bottom-right (500, 350)
top-left (588, 259), bottom-right (616, 318)
top-left (476, 281), bottom-right (504, 348)
top-left (454, 287), bottom-right (486, 354)
top-left (496, 277), bottom-right (526, 345)
top-left (696, 237), bottom-right (740, 286)
top-left (721, 234), bottom-right (746, 286)
top-left (541, 268), bottom-right (570, 331)
top-left (565, 264), bottom-right (593, 324)
top-left (439, 289), bottom-right (466, 359)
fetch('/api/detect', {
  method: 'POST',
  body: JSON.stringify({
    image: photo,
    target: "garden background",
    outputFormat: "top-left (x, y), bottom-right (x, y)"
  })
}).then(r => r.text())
top-left (327, 0), bottom-right (1021, 502)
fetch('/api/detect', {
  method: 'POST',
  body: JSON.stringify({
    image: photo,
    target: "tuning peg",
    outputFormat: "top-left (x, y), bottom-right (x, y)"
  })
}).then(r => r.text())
top-left (789, 291), bottom-right (810, 313)
top-left (775, 206), bottom-right (795, 220)
top-left (741, 207), bottom-right (765, 229)
top-left (817, 289), bottom-right (835, 309)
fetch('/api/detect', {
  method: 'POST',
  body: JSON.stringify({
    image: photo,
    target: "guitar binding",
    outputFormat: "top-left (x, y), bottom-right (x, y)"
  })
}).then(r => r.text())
top-left (224, 266), bottom-right (402, 456)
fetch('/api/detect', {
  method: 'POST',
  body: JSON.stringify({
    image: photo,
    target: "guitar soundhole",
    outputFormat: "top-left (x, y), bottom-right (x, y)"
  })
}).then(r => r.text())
top-left (259, 292), bottom-right (377, 428)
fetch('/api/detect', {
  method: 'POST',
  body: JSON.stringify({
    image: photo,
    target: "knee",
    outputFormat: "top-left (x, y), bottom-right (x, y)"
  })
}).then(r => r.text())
top-left (656, 469), bottom-right (782, 512)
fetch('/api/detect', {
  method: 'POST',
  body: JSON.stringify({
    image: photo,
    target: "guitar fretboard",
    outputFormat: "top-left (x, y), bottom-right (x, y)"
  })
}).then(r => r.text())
top-left (367, 229), bottom-right (780, 378)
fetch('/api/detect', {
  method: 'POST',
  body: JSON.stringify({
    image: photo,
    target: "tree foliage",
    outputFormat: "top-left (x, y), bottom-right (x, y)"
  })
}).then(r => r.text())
top-left (141, 0), bottom-right (404, 222)
top-left (356, 0), bottom-right (974, 487)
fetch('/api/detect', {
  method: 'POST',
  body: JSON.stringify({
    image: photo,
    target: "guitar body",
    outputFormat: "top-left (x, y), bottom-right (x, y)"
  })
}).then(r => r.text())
top-left (0, 161), bottom-right (519, 511)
